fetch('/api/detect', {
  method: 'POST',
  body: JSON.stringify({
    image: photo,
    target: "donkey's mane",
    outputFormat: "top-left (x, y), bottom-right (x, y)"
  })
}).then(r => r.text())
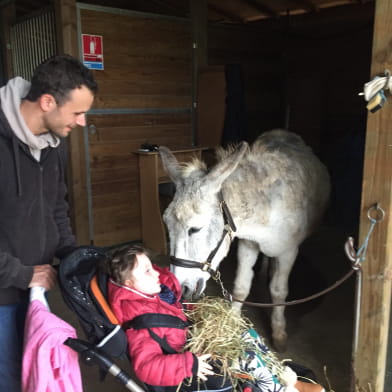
top-left (179, 158), bottom-right (208, 178)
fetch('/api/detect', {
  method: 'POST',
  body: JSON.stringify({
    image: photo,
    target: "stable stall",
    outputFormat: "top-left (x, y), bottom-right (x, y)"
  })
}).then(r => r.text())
top-left (0, 0), bottom-right (391, 390)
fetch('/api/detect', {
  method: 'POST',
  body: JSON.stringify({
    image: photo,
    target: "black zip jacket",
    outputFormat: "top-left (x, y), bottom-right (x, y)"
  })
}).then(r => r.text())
top-left (0, 107), bottom-right (76, 304)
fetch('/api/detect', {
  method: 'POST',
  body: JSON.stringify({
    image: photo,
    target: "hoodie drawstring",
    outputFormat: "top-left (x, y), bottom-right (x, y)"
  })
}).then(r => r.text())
top-left (12, 136), bottom-right (22, 197)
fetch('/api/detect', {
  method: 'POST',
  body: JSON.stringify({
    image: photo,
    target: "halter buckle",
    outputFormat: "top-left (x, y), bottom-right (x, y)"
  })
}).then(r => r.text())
top-left (201, 261), bottom-right (212, 272)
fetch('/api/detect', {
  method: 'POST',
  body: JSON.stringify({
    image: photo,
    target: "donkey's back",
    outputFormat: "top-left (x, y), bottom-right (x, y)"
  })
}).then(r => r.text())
top-left (221, 129), bottom-right (330, 249)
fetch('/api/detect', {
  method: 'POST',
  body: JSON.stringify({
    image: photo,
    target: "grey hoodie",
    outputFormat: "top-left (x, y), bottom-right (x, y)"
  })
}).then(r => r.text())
top-left (0, 76), bottom-right (60, 160)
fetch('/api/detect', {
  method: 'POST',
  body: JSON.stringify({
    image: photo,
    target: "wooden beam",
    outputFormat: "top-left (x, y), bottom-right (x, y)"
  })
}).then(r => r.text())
top-left (55, 0), bottom-right (91, 245)
top-left (208, 3), bottom-right (245, 23)
top-left (242, 0), bottom-right (279, 18)
top-left (190, 0), bottom-right (207, 145)
top-left (290, 0), bottom-right (319, 13)
top-left (354, 0), bottom-right (392, 390)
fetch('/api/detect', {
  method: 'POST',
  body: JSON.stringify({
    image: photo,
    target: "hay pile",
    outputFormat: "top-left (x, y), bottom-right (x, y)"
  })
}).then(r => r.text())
top-left (184, 297), bottom-right (290, 386)
top-left (185, 297), bottom-right (250, 374)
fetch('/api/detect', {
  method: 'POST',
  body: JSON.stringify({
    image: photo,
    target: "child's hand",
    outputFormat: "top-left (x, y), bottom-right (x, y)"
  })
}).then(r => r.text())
top-left (196, 353), bottom-right (214, 381)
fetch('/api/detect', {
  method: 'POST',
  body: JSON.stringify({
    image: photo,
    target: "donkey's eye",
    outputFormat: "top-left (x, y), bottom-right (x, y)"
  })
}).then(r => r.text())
top-left (188, 227), bottom-right (201, 236)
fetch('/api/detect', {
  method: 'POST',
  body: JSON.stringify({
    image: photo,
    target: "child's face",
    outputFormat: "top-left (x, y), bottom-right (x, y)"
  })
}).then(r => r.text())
top-left (124, 253), bottom-right (161, 295)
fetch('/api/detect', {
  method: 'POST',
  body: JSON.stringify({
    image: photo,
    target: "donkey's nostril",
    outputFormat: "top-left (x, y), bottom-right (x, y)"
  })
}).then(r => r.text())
top-left (195, 279), bottom-right (205, 298)
top-left (181, 284), bottom-right (193, 300)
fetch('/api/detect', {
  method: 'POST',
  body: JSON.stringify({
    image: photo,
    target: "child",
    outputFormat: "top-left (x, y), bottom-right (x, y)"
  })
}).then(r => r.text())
top-left (105, 245), bottom-right (325, 392)
top-left (106, 244), bottom-right (228, 392)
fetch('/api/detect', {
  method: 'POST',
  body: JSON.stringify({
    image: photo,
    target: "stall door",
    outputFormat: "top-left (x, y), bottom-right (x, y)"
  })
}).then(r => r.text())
top-left (78, 4), bottom-right (192, 246)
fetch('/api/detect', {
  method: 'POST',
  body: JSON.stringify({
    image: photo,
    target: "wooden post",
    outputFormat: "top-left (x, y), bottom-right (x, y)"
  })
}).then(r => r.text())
top-left (354, 0), bottom-right (392, 390)
top-left (190, 0), bottom-right (207, 146)
top-left (55, 0), bottom-right (91, 245)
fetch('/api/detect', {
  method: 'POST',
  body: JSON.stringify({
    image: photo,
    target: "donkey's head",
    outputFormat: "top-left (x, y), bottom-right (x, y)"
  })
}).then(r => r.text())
top-left (159, 143), bottom-right (248, 300)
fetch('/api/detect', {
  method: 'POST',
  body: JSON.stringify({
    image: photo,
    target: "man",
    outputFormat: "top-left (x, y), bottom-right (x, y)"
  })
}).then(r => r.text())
top-left (0, 54), bottom-right (98, 391)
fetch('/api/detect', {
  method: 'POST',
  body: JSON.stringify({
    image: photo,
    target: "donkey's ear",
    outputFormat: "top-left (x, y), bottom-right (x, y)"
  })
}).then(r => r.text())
top-left (159, 146), bottom-right (183, 185)
top-left (202, 141), bottom-right (248, 193)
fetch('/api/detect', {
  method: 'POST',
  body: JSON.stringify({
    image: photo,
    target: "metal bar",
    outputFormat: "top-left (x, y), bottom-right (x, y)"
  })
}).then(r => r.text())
top-left (87, 108), bottom-right (191, 115)
top-left (10, 9), bottom-right (56, 80)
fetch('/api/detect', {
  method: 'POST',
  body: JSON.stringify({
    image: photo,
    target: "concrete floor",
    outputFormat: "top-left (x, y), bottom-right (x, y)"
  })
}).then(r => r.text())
top-left (49, 224), bottom-right (355, 392)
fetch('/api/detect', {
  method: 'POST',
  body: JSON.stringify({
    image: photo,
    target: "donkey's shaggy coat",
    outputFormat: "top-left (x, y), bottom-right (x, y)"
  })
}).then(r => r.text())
top-left (159, 129), bottom-right (330, 350)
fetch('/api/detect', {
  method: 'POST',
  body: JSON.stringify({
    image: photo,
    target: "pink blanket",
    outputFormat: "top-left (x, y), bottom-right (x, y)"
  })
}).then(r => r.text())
top-left (22, 299), bottom-right (83, 392)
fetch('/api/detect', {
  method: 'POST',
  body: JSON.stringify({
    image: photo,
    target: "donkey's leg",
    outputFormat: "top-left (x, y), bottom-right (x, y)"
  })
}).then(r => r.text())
top-left (232, 239), bottom-right (259, 312)
top-left (269, 247), bottom-right (298, 351)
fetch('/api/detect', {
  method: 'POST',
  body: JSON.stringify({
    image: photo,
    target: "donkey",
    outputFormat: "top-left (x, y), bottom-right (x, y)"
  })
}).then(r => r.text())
top-left (159, 129), bottom-right (330, 350)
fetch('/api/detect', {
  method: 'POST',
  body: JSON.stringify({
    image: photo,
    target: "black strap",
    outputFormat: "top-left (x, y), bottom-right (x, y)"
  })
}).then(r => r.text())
top-left (146, 329), bottom-right (177, 355)
top-left (123, 313), bottom-right (189, 355)
top-left (123, 313), bottom-right (190, 330)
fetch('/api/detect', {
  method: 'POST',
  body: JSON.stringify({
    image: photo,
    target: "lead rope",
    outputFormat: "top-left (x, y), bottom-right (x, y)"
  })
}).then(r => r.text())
top-left (213, 204), bottom-right (385, 309)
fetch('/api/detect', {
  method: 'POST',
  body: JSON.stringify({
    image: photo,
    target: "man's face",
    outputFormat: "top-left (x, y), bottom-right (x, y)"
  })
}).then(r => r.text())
top-left (44, 85), bottom-right (94, 138)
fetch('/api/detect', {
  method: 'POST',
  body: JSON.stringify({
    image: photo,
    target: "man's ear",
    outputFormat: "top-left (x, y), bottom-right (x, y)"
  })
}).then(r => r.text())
top-left (39, 94), bottom-right (56, 112)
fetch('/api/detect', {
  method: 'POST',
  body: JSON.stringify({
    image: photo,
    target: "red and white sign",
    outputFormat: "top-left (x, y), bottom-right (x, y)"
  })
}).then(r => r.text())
top-left (82, 34), bottom-right (104, 70)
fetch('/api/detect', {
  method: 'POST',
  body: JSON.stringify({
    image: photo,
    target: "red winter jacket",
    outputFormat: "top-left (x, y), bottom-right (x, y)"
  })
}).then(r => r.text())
top-left (108, 265), bottom-right (197, 387)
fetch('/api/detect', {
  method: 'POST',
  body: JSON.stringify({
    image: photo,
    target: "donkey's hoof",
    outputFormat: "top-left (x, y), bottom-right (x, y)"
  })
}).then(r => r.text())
top-left (273, 334), bottom-right (287, 352)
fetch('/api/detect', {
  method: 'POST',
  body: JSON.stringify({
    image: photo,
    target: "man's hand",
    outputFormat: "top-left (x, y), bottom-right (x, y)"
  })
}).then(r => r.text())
top-left (28, 264), bottom-right (57, 291)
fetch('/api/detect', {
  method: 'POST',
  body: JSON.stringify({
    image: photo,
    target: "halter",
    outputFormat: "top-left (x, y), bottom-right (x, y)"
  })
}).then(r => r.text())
top-left (169, 191), bottom-right (237, 279)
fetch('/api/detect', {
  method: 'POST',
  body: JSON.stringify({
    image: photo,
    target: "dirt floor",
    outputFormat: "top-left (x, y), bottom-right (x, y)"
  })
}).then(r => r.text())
top-left (49, 223), bottom-right (356, 392)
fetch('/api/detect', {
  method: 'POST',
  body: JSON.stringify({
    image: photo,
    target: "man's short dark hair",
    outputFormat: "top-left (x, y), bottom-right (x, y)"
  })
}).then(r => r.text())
top-left (24, 54), bottom-right (98, 105)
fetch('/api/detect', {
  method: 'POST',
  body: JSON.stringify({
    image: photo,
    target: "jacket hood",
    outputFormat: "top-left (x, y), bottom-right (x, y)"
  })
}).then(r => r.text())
top-left (108, 265), bottom-right (184, 325)
top-left (0, 76), bottom-right (60, 154)
top-left (0, 77), bottom-right (62, 196)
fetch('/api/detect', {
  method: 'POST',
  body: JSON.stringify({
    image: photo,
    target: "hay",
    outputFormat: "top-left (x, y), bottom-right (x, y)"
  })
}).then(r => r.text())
top-left (185, 297), bottom-right (250, 360)
top-left (184, 297), bottom-right (289, 386)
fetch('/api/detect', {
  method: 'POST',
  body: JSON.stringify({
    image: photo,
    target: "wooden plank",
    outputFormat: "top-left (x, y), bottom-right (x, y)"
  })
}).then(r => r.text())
top-left (94, 226), bottom-right (141, 247)
top-left (90, 166), bottom-right (138, 184)
top-left (354, 0), bottom-right (392, 390)
top-left (138, 153), bottom-right (168, 254)
top-left (96, 79), bottom-right (191, 96)
top-left (93, 193), bottom-right (142, 247)
top-left (93, 94), bottom-right (191, 109)
top-left (93, 192), bottom-right (138, 212)
top-left (91, 179), bottom-right (137, 196)
top-left (89, 125), bottom-right (191, 143)
top-left (88, 112), bottom-right (190, 127)
top-left (89, 153), bottom-right (135, 170)
top-left (93, 204), bottom-right (140, 226)
top-left (81, 10), bottom-right (190, 51)
top-left (79, 6), bottom-right (192, 246)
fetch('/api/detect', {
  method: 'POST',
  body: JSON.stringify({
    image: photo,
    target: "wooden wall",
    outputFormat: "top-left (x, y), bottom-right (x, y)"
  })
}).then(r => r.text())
top-left (80, 6), bottom-right (192, 246)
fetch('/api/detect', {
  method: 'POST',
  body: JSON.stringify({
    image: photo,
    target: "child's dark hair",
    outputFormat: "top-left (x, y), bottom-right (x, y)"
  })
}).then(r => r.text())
top-left (24, 54), bottom-right (98, 105)
top-left (106, 244), bottom-right (148, 284)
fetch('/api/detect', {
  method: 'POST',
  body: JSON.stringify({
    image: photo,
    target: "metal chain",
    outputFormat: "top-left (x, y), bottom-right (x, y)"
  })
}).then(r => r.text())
top-left (212, 271), bottom-right (232, 302)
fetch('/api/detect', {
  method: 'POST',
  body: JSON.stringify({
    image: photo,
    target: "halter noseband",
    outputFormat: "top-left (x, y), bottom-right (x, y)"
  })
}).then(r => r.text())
top-left (169, 191), bottom-right (236, 278)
